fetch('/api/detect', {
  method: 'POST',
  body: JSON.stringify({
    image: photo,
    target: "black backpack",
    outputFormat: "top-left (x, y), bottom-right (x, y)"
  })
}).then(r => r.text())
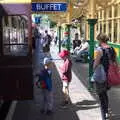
top-left (100, 47), bottom-right (116, 74)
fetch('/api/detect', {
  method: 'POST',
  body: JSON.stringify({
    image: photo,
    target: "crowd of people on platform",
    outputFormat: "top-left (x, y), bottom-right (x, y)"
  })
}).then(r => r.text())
top-left (72, 33), bottom-right (89, 62)
top-left (33, 28), bottom-right (72, 114)
top-left (33, 27), bottom-right (119, 120)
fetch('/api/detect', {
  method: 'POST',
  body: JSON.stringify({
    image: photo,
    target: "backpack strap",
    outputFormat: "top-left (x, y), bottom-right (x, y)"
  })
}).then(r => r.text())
top-left (109, 47), bottom-right (116, 62)
top-left (100, 47), bottom-right (110, 74)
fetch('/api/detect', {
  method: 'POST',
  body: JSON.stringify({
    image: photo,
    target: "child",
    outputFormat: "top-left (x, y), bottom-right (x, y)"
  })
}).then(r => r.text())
top-left (59, 50), bottom-right (72, 107)
top-left (36, 57), bottom-right (53, 115)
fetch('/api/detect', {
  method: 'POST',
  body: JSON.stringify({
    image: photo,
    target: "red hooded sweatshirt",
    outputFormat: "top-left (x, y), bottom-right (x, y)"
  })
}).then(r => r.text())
top-left (60, 58), bottom-right (72, 82)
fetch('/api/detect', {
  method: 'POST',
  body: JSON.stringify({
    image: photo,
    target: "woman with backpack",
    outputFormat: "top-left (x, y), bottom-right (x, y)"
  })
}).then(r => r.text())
top-left (93, 33), bottom-right (116, 120)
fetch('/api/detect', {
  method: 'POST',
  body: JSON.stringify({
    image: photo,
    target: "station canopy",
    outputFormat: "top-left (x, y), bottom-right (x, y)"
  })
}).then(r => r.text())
top-left (0, 0), bottom-right (117, 24)
top-left (0, 0), bottom-right (89, 24)
top-left (31, 0), bottom-right (118, 24)
top-left (31, 0), bottom-right (89, 24)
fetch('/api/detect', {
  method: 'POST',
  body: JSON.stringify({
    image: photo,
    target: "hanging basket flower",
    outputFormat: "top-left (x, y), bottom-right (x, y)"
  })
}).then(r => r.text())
top-left (64, 32), bottom-right (69, 35)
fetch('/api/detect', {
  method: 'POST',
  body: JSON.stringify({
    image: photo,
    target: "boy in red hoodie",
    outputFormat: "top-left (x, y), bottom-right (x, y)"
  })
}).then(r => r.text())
top-left (59, 50), bottom-right (72, 107)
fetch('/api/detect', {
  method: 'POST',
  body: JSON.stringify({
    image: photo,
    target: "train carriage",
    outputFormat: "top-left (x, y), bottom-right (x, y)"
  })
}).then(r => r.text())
top-left (0, 4), bottom-right (33, 100)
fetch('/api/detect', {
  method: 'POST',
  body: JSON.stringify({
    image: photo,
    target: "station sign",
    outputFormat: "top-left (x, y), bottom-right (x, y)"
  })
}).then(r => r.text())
top-left (32, 2), bottom-right (67, 12)
top-left (35, 16), bottom-right (41, 24)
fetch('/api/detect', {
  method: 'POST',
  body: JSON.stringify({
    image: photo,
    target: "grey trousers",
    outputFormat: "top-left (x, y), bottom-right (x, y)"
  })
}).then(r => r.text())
top-left (41, 89), bottom-right (53, 111)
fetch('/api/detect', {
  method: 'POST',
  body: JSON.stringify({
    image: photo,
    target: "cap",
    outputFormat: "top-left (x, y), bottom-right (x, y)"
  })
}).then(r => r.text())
top-left (43, 57), bottom-right (52, 65)
top-left (59, 50), bottom-right (70, 58)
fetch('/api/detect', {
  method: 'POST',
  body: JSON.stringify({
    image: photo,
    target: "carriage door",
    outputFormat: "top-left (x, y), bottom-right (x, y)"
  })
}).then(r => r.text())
top-left (0, 15), bottom-right (33, 100)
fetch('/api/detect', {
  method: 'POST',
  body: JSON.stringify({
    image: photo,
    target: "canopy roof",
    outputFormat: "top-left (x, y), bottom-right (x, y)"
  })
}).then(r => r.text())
top-left (31, 0), bottom-right (118, 24)
top-left (0, 0), bottom-right (119, 24)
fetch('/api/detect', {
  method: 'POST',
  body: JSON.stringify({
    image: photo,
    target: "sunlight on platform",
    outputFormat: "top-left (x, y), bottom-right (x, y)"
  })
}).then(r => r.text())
top-left (50, 45), bottom-right (102, 120)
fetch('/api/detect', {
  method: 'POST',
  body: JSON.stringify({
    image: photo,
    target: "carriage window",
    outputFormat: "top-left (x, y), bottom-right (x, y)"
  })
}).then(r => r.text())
top-left (2, 16), bottom-right (28, 56)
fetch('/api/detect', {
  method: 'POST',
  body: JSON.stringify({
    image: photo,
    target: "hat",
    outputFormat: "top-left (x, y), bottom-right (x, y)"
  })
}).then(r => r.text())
top-left (43, 57), bottom-right (52, 65)
top-left (59, 50), bottom-right (70, 58)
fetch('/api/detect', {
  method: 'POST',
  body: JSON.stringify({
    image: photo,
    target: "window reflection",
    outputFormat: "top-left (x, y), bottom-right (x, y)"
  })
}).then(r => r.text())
top-left (2, 16), bottom-right (28, 56)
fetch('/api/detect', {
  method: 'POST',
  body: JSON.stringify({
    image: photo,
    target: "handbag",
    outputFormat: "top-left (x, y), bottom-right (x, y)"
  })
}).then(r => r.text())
top-left (107, 62), bottom-right (120, 86)
top-left (35, 70), bottom-right (47, 89)
top-left (36, 80), bottom-right (46, 89)
top-left (93, 64), bottom-right (107, 83)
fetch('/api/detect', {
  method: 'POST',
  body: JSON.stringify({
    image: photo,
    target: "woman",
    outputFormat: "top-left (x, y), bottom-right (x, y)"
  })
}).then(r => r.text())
top-left (93, 33), bottom-right (116, 120)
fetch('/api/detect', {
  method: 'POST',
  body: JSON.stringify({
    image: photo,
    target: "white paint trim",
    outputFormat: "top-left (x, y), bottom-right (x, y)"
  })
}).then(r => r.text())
top-left (5, 101), bottom-right (17, 120)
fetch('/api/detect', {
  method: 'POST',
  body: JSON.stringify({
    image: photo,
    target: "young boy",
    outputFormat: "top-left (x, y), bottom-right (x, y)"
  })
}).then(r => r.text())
top-left (36, 57), bottom-right (53, 115)
top-left (59, 50), bottom-right (72, 107)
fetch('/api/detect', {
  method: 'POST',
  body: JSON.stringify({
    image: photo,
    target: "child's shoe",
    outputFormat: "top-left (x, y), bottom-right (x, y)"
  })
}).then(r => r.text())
top-left (46, 110), bottom-right (53, 115)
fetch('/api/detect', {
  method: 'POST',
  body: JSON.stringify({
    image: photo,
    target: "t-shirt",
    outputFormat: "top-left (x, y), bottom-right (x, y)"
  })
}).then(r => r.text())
top-left (94, 47), bottom-right (103, 59)
top-left (80, 42), bottom-right (89, 51)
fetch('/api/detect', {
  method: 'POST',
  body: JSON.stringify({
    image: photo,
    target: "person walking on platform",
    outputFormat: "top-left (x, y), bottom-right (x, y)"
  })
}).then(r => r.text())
top-left (54, 36), bottom-right (58, 45)
top-left (32, 28), bottom-right (39, 53)
top-left (43, 30), bottom-right (52, 56)
top-left (59, 50), bottom-right (72, 107)
top-left (93, 33), bottom-right (116, 120)
top-left (36, 57), bottom-right (53, 115)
